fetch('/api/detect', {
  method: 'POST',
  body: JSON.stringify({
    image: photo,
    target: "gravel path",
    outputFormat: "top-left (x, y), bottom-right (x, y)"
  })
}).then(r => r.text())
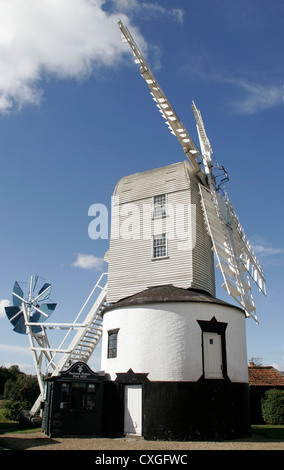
top-left (0, 431), bottom-right (283, 450)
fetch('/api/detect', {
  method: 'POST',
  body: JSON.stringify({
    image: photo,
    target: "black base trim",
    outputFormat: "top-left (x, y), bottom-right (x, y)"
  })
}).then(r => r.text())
top-left (102, 374), bottom-right (251, 441)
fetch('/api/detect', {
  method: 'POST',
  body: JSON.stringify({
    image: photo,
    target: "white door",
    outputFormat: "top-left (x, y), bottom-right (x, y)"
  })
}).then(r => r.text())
top-left (203, 332), bottom-right (223, 379)
top-left (124, 385), bottom-right (142, 435)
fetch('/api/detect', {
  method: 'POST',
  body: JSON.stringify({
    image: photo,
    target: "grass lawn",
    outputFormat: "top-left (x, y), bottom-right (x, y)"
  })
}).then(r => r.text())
top-left (0, 407), bottom-right (283, 439)
top-left (251, 425), bottom-right (284, 440)
top-left (0, 409), bottom-right (41, 434)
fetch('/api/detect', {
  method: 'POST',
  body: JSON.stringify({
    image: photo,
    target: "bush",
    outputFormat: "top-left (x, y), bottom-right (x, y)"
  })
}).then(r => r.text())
top-left (0, 365), bottom-right (22, 398)
top-left (3, 373), bottom-right (40, 421)
top-left (261, 389), bottom-right (284, 425)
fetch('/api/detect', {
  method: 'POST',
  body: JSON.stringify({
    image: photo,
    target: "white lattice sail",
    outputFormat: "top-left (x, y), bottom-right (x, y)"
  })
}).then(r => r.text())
top-left (119, 19), bottom-right (266, 322)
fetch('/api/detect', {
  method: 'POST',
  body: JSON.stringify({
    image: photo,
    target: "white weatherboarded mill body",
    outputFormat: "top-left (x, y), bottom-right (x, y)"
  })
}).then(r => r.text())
top-left (106, 161), bottom-right (215, 302)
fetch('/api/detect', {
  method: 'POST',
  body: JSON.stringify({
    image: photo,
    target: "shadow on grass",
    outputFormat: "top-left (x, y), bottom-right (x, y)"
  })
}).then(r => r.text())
top-left (251, 425), bottom-right (284, 440)
top-left (0, 433), bottom-right (59, 450)
top-left (0, 421), bottom-right (41, 434)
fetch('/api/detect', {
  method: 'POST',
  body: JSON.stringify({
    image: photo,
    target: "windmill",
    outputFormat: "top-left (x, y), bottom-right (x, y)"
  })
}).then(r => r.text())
top-left (5, 273), bottom-right (107, 415)
top-left (4, 21), bottom-right (267, 439)
top-left (117, 20), bottom-right (266, 323)
top-left (5, 275), bottom-right (57, 397)
top-left (5, 275), bottom-right (56, 335)
top-left (97, 21), bottom-right (268, 441)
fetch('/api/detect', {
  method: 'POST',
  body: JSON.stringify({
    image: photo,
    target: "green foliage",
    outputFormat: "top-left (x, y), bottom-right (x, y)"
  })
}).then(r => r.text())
top-left (0, 364), bottom-right (23, 397)
top-left (3, 372), bottom-right (40, 421)
top-left (252, 425), bottom-right (284, 439)
top-left (261, 389), bottom-right (284, 425)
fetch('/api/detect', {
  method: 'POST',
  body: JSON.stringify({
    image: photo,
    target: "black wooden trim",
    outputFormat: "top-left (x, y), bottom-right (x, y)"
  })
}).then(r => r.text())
top-left (115, 368), bottom-right (149, 384)
top-left (102, 377), bottom-right (251, 441)
top-left (198, 317), bottom-right (228, 380)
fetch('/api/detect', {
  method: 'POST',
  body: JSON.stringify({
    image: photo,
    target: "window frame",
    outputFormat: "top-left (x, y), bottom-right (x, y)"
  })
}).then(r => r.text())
top-left (60, 382), bottom-right (97, 411)
top-left (153, 194), bottom-right (167, 219)
top-left (107, 328), bottom-right (119, 358)
top-left (152, 232), bottom-right (168, 259)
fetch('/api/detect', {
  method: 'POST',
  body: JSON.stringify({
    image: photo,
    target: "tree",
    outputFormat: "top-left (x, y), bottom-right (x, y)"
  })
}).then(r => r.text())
top-left (261, 389), bottom-right (284, 425)
top-left (3, 373), bottom-right (40, 421)
top-left (0, 365), bottom-right (23, 397)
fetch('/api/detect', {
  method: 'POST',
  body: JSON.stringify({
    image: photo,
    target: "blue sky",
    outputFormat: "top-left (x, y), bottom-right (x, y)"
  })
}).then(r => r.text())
top-left (0, 0), bottom-right (283, 374)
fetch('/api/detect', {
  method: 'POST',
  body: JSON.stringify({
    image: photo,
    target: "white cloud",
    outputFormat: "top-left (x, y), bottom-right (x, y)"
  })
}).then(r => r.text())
top-left (182, 54), bottom-right (282, 114)
top-left (0, 0), bottom-right (184, 114)
top-left (250, 236), bottom-right (284, 268)
top-left (0, 351), bottom-right (35, 374)
top-left (0, 0), bottom-right (146, 113)
top-left (112, 0), bottom-right (184, 23)
top-left (227, 79), bottom-right (282, 115)
top-left (252, 235), bottom-right (284, 258)
top-left (110, 0), bottom-right (184, 71)
top-left (253, 245), bottom-right (284, 257)
top-left (72, 253), bottom-right (104, 270)
top-left (0, 299), bottom-right (10, 318)
top-left (0, 343), bottom-right (30, 354)
top-left (206, 72), bottom-right (282, 115)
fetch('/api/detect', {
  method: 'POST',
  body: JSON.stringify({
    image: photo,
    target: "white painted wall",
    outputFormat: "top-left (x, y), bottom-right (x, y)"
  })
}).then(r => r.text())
top-left (100, 302), bottom-right (248, 384)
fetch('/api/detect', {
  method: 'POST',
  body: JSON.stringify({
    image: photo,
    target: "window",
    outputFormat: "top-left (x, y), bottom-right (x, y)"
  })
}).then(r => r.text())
top-left (153, 194), bottom-right (166, 218)
top-left (60, 382), bottom-right (97, 411)
top-left (153, 233), bottom-right (167, 258)
top-left (86, 384), bottom-right (96, 410)
top-left (60, 382), bottom-right (70, 406)
top-left (108, 329), bottom-right (119, 358)
top-left (71, 382), bottom-right (86, 410)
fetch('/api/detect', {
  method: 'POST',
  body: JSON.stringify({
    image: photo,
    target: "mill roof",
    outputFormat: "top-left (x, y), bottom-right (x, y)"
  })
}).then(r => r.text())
top-left (248, 365), bottom-right (284, 387)
top-left (112, 160), bottom-right (192, 204)
top-left (104, 285), bottom-right (244, 312)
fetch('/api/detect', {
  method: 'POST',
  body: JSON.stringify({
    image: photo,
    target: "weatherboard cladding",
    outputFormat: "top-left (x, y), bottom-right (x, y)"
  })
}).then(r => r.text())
top-left (115, 161), bottom-right (187, 204)
top-left (107, 161), bottom-right (215, 303)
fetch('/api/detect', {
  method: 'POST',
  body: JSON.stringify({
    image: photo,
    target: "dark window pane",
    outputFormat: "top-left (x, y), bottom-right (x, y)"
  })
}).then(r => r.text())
top-left (71, 383), bottom-right (86, 410)
top-left (86, 384), bottom-right (96, 410)
top-left (108, 331), bottom-right (118, 358)
top-left (154, 194), bottom-right (166, 218)
top-left (153, 233), bottom-right (166, 258)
